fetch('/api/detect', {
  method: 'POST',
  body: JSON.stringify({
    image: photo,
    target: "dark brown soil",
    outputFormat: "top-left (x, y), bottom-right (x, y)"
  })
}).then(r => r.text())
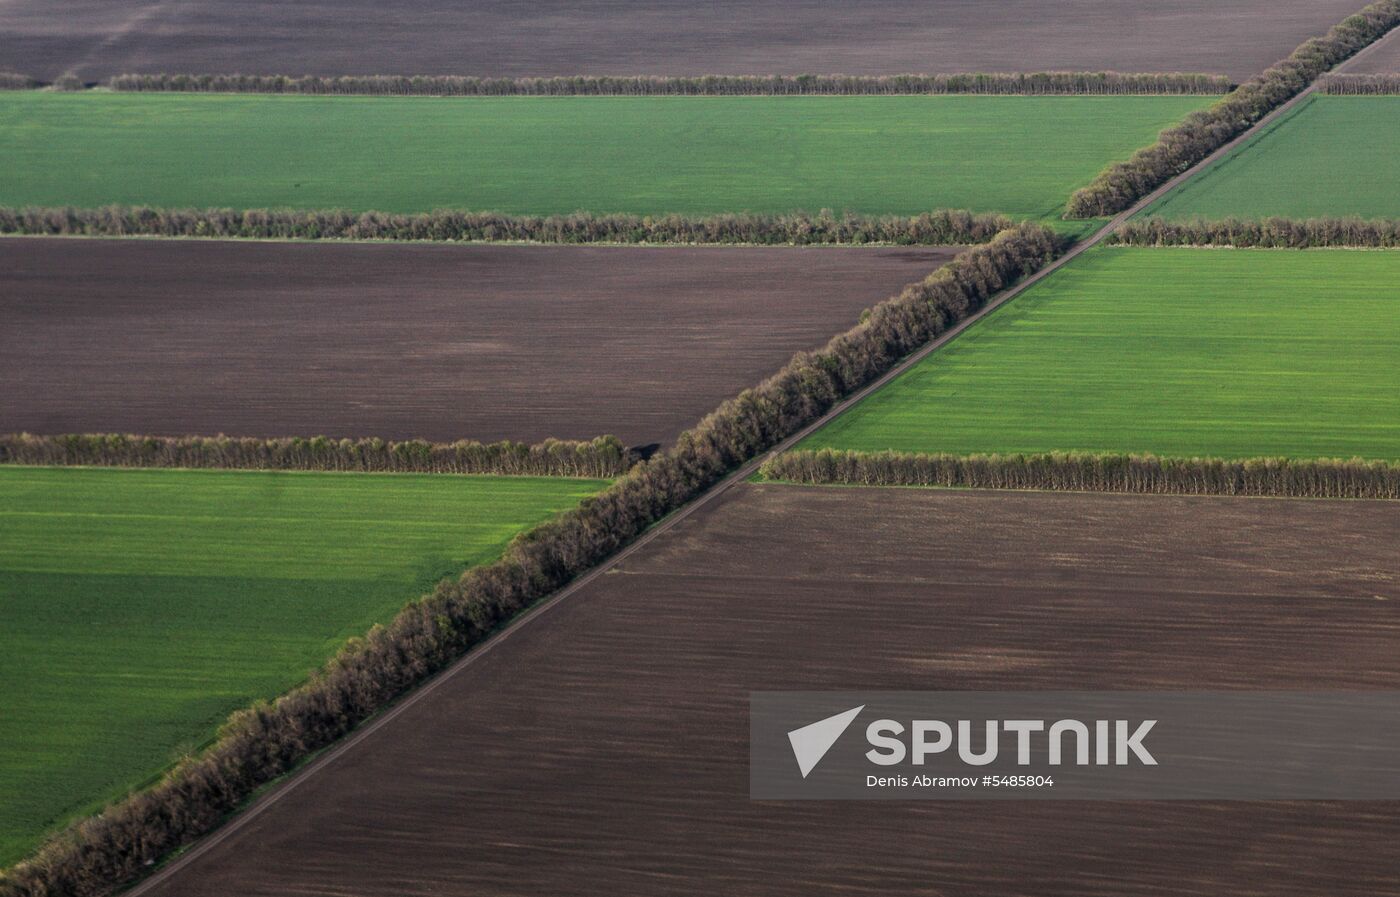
top-left (0, 239), bottom-right (948, 446)
top-left (139, 486), bottom-right (1400, 897)
top-left (1, 0), bottom-right (1366, 83)
top-left (1347, 28), bottom-right (1400, 72)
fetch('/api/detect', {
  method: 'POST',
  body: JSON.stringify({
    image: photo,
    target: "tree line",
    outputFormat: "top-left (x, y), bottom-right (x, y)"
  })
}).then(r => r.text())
top-left (0, 73), bottom-right (81, 90)
top-left (0, 222), bottom-right (1063, 897)
top-left (1110, 216), bottom-right (1400, 248)
top-left (98, 71), bottom-right (1232, 96)
top-left (0, 72), bottom-right (38, 89)
top-left (760, 449), bottom-right (1400, 499)
top-left (1066, 0), bottom-right (1400, 218)
top-left (0, 433), bottom-right (632, 479)
top-left (1319, 73), bottom-right (1400, 93)
top-left (0, 205), bottom-right (1012, 246)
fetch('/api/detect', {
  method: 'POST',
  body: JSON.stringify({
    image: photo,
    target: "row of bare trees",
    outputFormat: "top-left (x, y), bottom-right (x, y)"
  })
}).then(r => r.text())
top-left (0, 222), bottom-right (1063, 897)
top-left (1110, 216), bottom-right (1400, 247)
top-left (0, 72), bottom-right (38, 89)
top-left (1066, 0), bottom-right (1400, 217)
top-left (0, 433), bottom-right (632, 479)
top-left (1319, 73), bottom-right (1400, 93)
top-left (761, 449), bottom-right (1400, 499)
top-left (99, 71), bottom-right (1231, 96)
top-left (0, 205), bottom-right (1011, 246)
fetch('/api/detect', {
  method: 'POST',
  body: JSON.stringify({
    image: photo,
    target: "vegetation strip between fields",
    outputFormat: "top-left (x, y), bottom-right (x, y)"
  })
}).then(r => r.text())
top-left (0, 207), bottom-right (1011, 246)
top-left (12, 8), bottom-right (1385, 870)
top-left (1111, 216), bottom-right (1400, 247)
top-left (0, 433), bottom-right (634, 479)
top-left (7, 5), bottom-right (1396, 894)
top-left (760, 450), bottom-right (1400, 499)
top-left (1, 71), bottom-right (1233, 96)
top-left (0, 223), bottom-right (1062, 897)
top-left (1067, 0), bottom-right (1400, 217)
top-left (1319, 72), bottom-right (1400, 92)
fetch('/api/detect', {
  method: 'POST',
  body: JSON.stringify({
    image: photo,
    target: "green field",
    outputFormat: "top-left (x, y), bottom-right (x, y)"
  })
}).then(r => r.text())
top-left (0, 93), bottom-right (1209, 221)
top-left (1149, 96), bottom-right (1400, 220)
top-left (0, 467), bottom-right (606, 865)
top-left (799, 247), bottom-right (1400, 461)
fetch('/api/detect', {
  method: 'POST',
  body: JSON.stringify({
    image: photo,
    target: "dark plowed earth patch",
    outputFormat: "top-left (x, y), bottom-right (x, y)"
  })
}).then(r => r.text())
top-left (139, 486), bottom-right (1400, 897)
top-left (1346, 31), bottom-right (1400, 72)
top-left (0, 240), bottom-right (949, 446)
top-left (0, 0), bottom-right (1365, 82)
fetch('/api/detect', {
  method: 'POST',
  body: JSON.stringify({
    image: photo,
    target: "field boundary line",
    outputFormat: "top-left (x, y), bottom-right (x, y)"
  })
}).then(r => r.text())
top-left (97, 71), bottom-right (1235, 97)
top-left (759, 450), bottom-right (1400, 500)
top-left (118, 29), bottom-right (1400, 897)
top-left (0, 207), bottom-right (1012, 247)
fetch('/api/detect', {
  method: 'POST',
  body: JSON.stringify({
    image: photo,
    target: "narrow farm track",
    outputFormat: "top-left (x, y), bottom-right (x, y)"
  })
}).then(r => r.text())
top-left (59, 0), bottom-right (178, 81)
top-left (121, 29), bottom-right (1400, 897)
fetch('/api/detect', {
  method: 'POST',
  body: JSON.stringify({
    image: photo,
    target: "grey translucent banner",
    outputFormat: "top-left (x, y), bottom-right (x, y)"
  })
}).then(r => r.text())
top-left (750, 692), bottom-right (1400, 800)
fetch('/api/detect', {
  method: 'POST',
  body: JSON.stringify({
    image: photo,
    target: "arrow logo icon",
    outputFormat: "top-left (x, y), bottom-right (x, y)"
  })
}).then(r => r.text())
top-left (787, 705), bottom-right (865, 778)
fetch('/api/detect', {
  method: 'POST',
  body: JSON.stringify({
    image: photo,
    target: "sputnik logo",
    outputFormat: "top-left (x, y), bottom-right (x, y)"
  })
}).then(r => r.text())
top-left (787, 705), bottom-right (864, 778)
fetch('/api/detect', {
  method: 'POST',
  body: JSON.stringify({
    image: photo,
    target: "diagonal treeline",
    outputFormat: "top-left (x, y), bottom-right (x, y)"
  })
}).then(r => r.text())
top-left (1, 224), bottom-right (1060, 897)
top-left (1067, 0), bottom-right (1400, 217)
top-left (7, 1), bottom-right (1400, 893)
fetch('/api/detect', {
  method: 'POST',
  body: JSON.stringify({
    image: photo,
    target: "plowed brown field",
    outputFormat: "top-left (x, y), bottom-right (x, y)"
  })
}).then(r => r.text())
top-left (1346, 31), bottom-right (1400, 71)
top-left (0, 0), bottom-right (1365, 83)
top-left (0, 240), bottom-right (949, 446)
top-left (134, 485), bottom-right (1400, 897)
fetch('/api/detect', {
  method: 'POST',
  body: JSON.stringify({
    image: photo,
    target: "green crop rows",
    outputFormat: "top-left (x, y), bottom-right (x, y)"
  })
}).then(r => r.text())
top-left (0, 93), bottom-right (1209, 222)
top-left (0, 467), bottom-right (607, 865)
top-left (1148, 96), bottom-right (1400, 221)
top-left (800, 247), bottom-right (1400, 461)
